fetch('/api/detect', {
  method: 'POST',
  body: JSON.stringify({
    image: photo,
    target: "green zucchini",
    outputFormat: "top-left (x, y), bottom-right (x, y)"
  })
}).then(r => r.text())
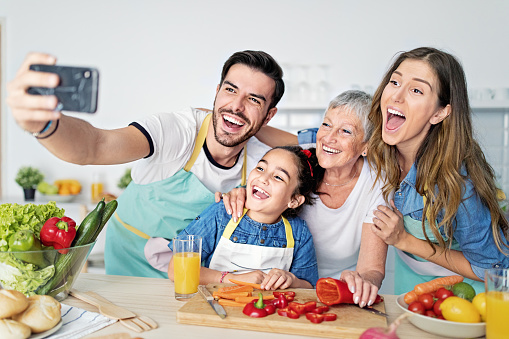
top-left (73, 198), bottom-right (105, 246)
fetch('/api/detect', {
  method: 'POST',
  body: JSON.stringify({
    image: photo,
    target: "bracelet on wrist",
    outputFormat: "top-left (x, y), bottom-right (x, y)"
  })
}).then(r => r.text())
top-left (35, 119), bottom-right (60, 140)
top-left (219, 271), bottom-right (229, 283)
top-left (29, 120), bottom-right (52, 137)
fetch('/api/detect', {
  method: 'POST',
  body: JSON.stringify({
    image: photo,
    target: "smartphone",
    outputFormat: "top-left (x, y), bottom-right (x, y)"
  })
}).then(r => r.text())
top-left (28, 64), bottom-right (99, 113)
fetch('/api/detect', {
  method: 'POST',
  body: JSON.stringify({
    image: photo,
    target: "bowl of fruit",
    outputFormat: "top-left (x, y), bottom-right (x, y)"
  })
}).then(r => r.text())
top-left (0, 199), bottom-right (117, 301)
top-left (397, 276), bottom-right (485, 338)
top-left (37, 180), bottom-right (82, 203)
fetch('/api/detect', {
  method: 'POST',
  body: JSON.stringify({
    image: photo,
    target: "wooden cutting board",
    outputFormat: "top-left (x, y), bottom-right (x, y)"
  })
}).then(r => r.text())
top-left (177, 284), bottom-right (387, 338)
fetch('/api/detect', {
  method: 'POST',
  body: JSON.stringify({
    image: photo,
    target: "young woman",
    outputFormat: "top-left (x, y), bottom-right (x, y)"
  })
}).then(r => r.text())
top-left (168, 146), bottom-right (319, 290)
top-left (368, 47), bottom-right (509, 294)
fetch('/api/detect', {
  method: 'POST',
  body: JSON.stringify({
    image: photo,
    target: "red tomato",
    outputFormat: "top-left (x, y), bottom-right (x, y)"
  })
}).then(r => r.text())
top-left (418, 293), bottom-right (435, 310)
top-left (425, 310), bottom-right (437, 318)
top-left (433, 298), bottom-right (444, 317)
top-left (408, 301), bottom-right (426, 315)
top-left (435, 287), bottom-right (454, 300)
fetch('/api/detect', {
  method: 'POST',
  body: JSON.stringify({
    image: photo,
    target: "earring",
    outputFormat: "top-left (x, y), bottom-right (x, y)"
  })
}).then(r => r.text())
top-left (362, 151), bottom-right (367, 156)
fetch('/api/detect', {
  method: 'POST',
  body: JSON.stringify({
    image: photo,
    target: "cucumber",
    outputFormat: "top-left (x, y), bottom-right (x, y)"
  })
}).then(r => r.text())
top-left (93, 199), bottom-right (118, 240)
top-left (73, 198), bottom-right (105, 246)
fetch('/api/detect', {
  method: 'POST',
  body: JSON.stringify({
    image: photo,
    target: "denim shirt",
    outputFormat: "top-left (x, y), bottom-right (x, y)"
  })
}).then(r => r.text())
top-left (394, 163), bottom-right (509, 279)
top-left (171, 201), bottom-right (319, 286)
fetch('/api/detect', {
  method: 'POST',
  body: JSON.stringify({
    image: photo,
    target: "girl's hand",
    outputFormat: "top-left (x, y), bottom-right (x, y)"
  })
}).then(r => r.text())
top-left (217, 187), bottom-right (247, 222)
top-left (227, 270), bottom-right (267, 284)
top-left (340, 270), bottom-right (379, 308)
top-left (260, 268), bottom-right (295, 290)
top-left (372, 200), bottom-right (407, 247)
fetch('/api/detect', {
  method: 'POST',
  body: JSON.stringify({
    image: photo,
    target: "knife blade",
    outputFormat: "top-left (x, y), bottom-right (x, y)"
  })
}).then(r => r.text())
top-left (359, 306), bottom-right (389, 317)
top-left (198, 285), bottom-right (227, 319)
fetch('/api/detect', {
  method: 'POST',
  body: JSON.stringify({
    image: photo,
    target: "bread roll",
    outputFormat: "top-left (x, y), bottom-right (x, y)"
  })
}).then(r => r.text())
top-left (12, 295), bottom-right (61, 333)
top-left (0, 319), bottom-right (31, 339)
top-left (0, 290), bottom-right (29, 319)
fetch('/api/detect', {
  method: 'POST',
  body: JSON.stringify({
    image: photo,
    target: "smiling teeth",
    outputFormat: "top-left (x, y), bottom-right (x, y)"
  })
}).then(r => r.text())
top-left (253, 186), bottom-right (270, 197)
top-left (224, 115), bottom-right (244, 126)
top-left (388, 108), bottom-right (405, 117)
top-left (323, 145), bottom-right (340, 154)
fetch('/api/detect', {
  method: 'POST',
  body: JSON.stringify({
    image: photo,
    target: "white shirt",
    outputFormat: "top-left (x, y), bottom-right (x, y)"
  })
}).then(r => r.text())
top-left (300, 158), bottom-right (387, 279)
top-left (131, 107), bottom-right (270, 193)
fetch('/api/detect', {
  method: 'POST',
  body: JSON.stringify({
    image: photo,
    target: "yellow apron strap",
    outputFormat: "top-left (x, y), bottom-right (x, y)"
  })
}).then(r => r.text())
top-left (184, 113), bottom-right (211, 172)
top-left (114, 212), bottom-right (151, 240)
top-left (241, 148), bottom-right (247, 186)
top-left (282, 217), bottom-right (294, 248)
top-left (222, 208), bottom-right (249, 239)
top-left (222, 210), bottom-right (294, 248)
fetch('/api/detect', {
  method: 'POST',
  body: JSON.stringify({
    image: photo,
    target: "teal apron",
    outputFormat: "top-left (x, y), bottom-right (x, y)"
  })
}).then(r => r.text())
top-left (394, 215), bottom-right (485, 295)
top-left (104, 114), bottom-right (247, 278)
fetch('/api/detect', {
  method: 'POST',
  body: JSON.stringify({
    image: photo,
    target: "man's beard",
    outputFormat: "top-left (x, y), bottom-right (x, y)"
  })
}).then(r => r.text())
top-left (212, 107), bottom-right (265, 147)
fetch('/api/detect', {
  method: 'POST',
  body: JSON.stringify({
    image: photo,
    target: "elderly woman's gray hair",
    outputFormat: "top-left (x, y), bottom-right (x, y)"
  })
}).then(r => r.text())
top-left (327, 90), bottom-right (373, 142)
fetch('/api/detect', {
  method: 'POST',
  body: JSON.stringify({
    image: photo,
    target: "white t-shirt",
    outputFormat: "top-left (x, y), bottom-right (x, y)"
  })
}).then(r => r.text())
top-left (131, 107), bottom-right (270, 193)
top-left (300, 158), bottom-right (387, 279)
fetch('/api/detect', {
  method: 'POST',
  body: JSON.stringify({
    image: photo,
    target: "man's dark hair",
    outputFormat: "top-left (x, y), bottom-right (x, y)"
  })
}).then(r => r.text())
top-left (220, 50), bottom-right (284, 111)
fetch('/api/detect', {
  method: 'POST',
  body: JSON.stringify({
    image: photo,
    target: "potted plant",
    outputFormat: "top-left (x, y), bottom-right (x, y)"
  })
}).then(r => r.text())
top-left (15, 166), bottom-right (44, 201)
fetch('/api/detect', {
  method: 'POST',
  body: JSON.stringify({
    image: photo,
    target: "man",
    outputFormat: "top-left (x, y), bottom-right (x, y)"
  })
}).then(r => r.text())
top-left (7, 50), bottom-right (284, 278)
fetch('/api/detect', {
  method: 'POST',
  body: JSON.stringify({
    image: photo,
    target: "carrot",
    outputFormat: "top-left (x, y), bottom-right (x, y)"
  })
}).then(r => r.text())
top-left (404, 290), bottom-right (418, 304)
top-left (414, 275), bottom-right (464, 295)
top-left (218, 299), bottom-right (247, 307)
top-left (234, 295), bottom-right (275, 304)
top-left (212, 291), bottom-right (251, 300)
top-left (217, 285), bottom-right (254, 294)
top-left (228, 278), bottom-right (262, 290)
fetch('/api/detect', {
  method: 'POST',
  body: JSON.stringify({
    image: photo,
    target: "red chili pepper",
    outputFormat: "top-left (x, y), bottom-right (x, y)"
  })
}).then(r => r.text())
top-left (315, 277), bottom-right (383, 306)
top-left (323, 313), bottom-right (337, 321)
top-left (272, 294), bottom-right (289, 309)
top-left (40, 216), bottom-right (77, 254)
top-left (243, 292), bottom-right (269, 318)
top-left (311, 305), bottom-right (330, 314)
top-left (306, 312), bottom-right (324, 324)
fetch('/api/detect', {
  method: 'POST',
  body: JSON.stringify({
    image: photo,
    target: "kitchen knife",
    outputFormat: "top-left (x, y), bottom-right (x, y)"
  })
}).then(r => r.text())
top-left (198, 285), bottom-right (227, 319)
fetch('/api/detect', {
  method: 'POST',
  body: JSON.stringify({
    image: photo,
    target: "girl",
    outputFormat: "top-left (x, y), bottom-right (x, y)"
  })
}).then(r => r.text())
top-left (168, 146), bottom-right (319, 289)
top-left (368, 47), bottom-right (509, 294)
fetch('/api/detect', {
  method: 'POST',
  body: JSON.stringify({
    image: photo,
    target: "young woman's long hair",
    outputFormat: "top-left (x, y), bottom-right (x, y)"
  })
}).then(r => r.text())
top-left (367, 47), bottom-right (509, 255)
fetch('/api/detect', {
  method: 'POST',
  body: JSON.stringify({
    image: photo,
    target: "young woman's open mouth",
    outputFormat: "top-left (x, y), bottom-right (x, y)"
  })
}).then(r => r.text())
top-left (386, 107), bottom-right (406, 131)
top-left (252, 185), bottom-right (270, 200)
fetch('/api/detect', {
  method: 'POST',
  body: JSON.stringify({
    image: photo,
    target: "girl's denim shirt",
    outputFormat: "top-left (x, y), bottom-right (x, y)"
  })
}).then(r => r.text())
top-left (394, 163), bottom-right (509, 279)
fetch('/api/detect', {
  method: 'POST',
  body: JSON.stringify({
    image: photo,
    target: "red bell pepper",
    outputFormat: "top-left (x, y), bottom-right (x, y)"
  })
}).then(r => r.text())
top-left (323, 313), bottom-right (337, 321)
top-left (289, 302), bottom-right (307, 315)
top-left (304, 301), bottom-right (317, 312)
top-left (315, 277), bottom-right (383, 306)
top-left (243, 292), bottom-right (271, 318)
top-left (310, 305), bottom-right (329, 314)
top-left (40, 216), bottom-right (77, 254)
top-left (306, 312), bottom-right (324, 324)
top-left (272, 294), bottom-right (289, 309)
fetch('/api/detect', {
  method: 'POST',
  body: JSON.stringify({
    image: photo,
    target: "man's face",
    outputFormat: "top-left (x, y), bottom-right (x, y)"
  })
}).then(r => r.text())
top-left (212, 64), bottom-right (277, 147)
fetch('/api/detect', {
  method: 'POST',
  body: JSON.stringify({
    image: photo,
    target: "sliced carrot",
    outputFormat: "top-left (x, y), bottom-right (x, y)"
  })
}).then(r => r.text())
top-left (404, 290), bottom-right (418, 304)
top-left (217, 285), bottom-right (254, 294)
top-left (414, 275), bottom-right (464, 295)
top-left (218, 299), bottom-right (247, 307)
top-left (212, 291), bottom-right (251, 300)
top-left (234, 295), bottom-right (275, 304)
top-left (228, 278), bottom-right (262, 290)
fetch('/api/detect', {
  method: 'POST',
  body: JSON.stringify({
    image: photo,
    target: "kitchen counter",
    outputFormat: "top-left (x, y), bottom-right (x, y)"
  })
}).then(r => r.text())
top-left (65, 273), bottom-right (448, 339)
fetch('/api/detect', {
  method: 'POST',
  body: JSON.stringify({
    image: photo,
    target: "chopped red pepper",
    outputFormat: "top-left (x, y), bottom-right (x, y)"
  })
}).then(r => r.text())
top-left (40, 216), bottom-right (77, 254)
top-left (272, 294), bottom-right (289, 309)
top-left (306, 312), bottom-right (324, 324)
top-left (286, 309), bottom-right (300, 319)
top-left (304, 301), bottom-right (317, 312)
top-left (323, 313), bottom-right (337, 321)
top-left (273, 291), bottom-right (296, 298)
top-left (316, 277), bottom-right (383, 306)
top-left (311, 305), bottom-right (329, 314)
top-left (289, 302), bottom-right (307, 315)
top-left (277, 307), bottom-right (290, 317)
top-left (264, 304), bottom-right (276, 315)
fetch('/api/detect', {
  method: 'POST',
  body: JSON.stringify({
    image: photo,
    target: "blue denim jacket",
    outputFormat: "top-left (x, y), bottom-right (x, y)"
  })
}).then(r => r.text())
top-left (170, 201), bottom-right (319, 286)
top-left (394, 163), bottom-right (509, 279)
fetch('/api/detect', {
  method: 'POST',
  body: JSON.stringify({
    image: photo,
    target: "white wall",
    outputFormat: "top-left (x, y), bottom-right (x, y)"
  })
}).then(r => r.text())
top-left (1, 0), bottom-right (508, 200)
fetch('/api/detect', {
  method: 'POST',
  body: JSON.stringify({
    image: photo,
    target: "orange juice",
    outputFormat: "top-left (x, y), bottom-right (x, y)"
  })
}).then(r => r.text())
top-left (173, 252), bottom-right (200, 295)
top-left (486, 291), bottom-right (509, 339)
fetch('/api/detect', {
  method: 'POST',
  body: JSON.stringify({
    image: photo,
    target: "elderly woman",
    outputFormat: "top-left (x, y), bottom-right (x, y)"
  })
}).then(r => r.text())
top-left (219, 90), bottom-right (388, 308)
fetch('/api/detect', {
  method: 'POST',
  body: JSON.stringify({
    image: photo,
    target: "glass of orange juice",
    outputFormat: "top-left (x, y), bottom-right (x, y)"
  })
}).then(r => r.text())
top-left (485, 268), bottom-right (509, 339)
top-left (173, 234), bottom-right (202, 300)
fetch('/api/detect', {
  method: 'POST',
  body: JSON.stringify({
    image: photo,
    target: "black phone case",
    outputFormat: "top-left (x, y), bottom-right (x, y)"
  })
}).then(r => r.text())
top-left (28, 64), bottom-right (99, 113)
